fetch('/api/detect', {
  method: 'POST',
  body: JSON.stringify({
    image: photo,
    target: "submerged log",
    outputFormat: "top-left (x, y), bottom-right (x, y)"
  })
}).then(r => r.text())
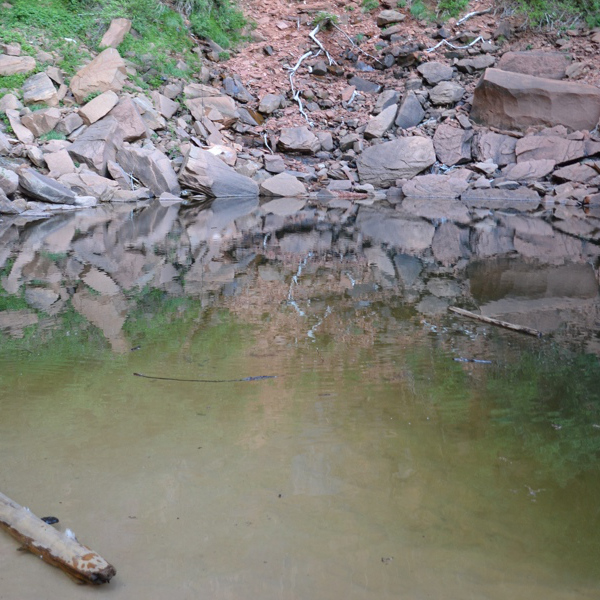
top-left (0, 492), bottom-right (116, 584)
top-left (449, 306), bottom-right (542, 337)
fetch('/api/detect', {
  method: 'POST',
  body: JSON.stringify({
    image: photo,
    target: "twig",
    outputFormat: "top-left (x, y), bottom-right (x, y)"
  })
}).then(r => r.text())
top-left (309, 24), bottom-right (337, 66)
top-left (456, 7), bottom-right (492, 25)
top-left (331, 22), bottom-right (384, 66)
top-left (449, 307), bottom-right (542, 337)
top-left (263, 132), bottom-right (273, 154)
top-left (425, 35), bottom-right (483, 53)
top-left (285, 51), bottom-right (314, 125)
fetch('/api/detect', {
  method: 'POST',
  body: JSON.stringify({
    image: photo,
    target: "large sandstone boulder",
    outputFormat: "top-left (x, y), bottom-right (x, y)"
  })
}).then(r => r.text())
top-left (357, 136), bottom-right (436, 187)
top-left (496, 51), bottom-right (571, 80)
top-left (0, 54), bottom-right (36, 76)
top-left (18, 168), bottom-right (76, 204)
top-left (107, 96), bottom-right (148, 141)
top-left (70, 48), bottom-right (127, 103)
top-left (178, 146), bottom-right (259, 198)
top-left (471, 68), bottom-right (600, 131)
top-left (68, 117), bottom-right (123, 175)
top-left (116, 143), bottom-right (180, 197)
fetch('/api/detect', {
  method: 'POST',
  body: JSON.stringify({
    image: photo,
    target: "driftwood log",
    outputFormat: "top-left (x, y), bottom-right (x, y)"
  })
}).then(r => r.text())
top-left (449, 306), bottom-right (543, 337)
top-left (0, 491), bottom-right (116, 584)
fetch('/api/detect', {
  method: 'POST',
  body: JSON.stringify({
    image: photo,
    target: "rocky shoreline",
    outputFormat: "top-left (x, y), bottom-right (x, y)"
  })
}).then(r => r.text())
top-left (1, 2), bottom-right (600, 241)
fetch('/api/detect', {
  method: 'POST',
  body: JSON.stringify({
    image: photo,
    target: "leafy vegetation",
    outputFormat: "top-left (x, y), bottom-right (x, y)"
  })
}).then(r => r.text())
top-left (511, 0), bottom-right (600, 27)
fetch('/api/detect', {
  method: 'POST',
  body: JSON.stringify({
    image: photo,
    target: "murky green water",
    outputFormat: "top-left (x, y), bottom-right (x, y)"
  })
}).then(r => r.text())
top-left (0, 200), bottom-right (599, 598)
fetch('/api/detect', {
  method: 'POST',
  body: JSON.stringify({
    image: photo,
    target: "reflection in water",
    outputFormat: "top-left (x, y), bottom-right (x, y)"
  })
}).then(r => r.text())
top-left (0, 200), bottom-right (599, 599)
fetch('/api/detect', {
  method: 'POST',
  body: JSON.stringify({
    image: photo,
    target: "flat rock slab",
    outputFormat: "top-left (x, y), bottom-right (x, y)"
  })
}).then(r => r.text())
top-left (496, 50), bottom-right (571, 80)
top-left (357, 136), bottom-right (436, 188)
top-left (402, 173), bottom-right (470, 199)
top-left (475, 131), bottom-right (517, 166)
top-left (22, 72), bottom-right (58, 107)
top-left (348, 76), bottom-right (381, 94)
top-left (19, 168), bottom-right (76, 204)
top-left (0, 54), bottom-right (36, 76)
top-left (429, 81), bottom-right (465, 105)
top-left (417, 61), bottom-right (454, 85)
top-left (461, 187), bottom-right (541, 211)
top-left (515, 135), bottom-right (600, 165)
top-left (99, 18), bottom-right (132, 49)
top-left (260, 173), bottom-right (306, 197)
top-left (502, 159), bottom-right (556, 181)
top-left (278, 126), bottom-right (320, 154)
top-left (70, 48), bottom-right (127, 104)
top-left (471, 68), bottom-right (600, 131)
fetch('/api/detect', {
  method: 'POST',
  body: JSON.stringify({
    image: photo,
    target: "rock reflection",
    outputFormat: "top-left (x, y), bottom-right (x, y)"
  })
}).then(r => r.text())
top-left (0, 198), bottom-right (599, 352)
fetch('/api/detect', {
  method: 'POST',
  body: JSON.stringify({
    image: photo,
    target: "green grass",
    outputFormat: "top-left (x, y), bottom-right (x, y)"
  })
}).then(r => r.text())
top-left (0, 0), bottom-right (248, 95)
top-left (511, 0), bottom-right (600, 27)
top-left (361, 0), bottom-right (379, 11)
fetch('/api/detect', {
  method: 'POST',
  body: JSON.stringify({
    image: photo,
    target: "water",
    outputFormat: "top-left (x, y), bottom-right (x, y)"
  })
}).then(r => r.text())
top-left (0, 199), bottom-right (599, 598)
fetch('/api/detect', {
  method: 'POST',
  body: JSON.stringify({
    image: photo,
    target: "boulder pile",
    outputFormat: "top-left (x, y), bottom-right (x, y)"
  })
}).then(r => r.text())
top-left (1, 5), bottom-right (600, 219)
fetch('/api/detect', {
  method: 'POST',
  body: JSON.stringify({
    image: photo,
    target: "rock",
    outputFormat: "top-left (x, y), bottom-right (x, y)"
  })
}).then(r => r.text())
top-left (429, 81), bottom-right (465, 105)
top-left (402, 173), bottom-right (470, 199)
top-left (26, 145), bottom-right (46, 168)
top-left (264, 154), bottom-right (286, 173)
top-left (151, 91), bottom-right (179, 119)
top-left (553, 163), bottom-right (598, 183)
top-left (502, 159), bottom-right (556, 181)
top-left (364, 104), bottom-right (397, 139)
top-left (178, 145), bottom-right (259, 198)
top-left (433, 124), bottom-right (473, 166)
top-left (44, 149), bottom-right (76, 177)
top-left (107, 95), bottom-right (148, 141)
top-left (377, 10), bottom-right (405, 27)
top-left (99, 18), bottom-right (132, 49)
top-left (55, 112), bottom-right (84, 136)
top-left (59, 171), bottom-right (119, 202)
top-left (395, 91), bottom-right (425, 129)
top-left (5, 109), bottom-right (34, 144)
top-left (475, 131), bottom-right (517, 166)
top-left (18, 168), bottom-right (76, 204)
top-left (78, 90), bottom-right (119, 125)
top-left (471, 68), bottom-right (600, 131)
top-left (222, 75), bottom-right (255, 103)
top-left (258, 93), bottom-right (282, 114)
top-left (473, 159), bottom-right (499, 175)
top-left (461, 187), bottom-right (541, 211)
top-left (22, 72), bottom-right (58, 107)
top-left (261, 197), bottom-right (306, 215)
top-left (348, 76), bottom-right (381, 94)
top-left (278, 126), bottom-right (320, 154)
top-left (0, 166), bottom-right (19, 195)
top-left (183, 83), bottom-right (220, 99)
top-left (70, 48), bottom-right (128, 103)
top-left (515, 135), bottom-right (600, 165)
top-left (68, 116), bottom-right (123, 176)
top-left (0, 93), bottom-right (22, 112)
top-left (417, 61), bottom-right (454, 85)
top-left (496, 51), bottom-right (571, 80)
top-left (20, 107), bottom-right (61, 137)
top-left (116, 143), bottom-right (180, 197)
top-left (316, 131), bottom-right (334, 151)
top-left (260, 173), bottom-right (307, 197)
top-left (0, 54), bottom-right (36, 76)
top-left (133, 96), bottom-right (166, 130)
top-left (357, 136), bottom-right (436, 187)
top-left (0, 188), bottom-right (21, 214)
top-left (456, 55), bottom-right (496, 73)
top-left (185, 95), bottom-right (239, 126)
top-left (373, 89), bottom-right (400, 115)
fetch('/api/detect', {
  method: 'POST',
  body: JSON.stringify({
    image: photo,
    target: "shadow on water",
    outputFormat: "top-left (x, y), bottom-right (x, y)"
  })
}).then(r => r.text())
top-left (0, 197), bottom-right (599, 598)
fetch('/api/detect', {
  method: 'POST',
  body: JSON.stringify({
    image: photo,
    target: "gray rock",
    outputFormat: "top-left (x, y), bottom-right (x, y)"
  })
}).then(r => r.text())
top-left (0, 188), bottom-right (22, 214)
top-left (552, 163), bottom-right (598, 183)
top-left (19, 168), bottom-right (76, 204)
top-left (264, 154), bottom-right (285, 173)
top-left (364, 104), bottom-right (397, 139)
top-left (68, 116), bottom-right (123, 176)
top-left (515, 135), bottom-right (600, 166)
top-left (395, 91), bottom-right (425, 129)
top-left (417, 62), bottom-right (454, 85)
top-left (377, 10), bottom-right (405, 27)
top-left (496, 50), bottom-right (571, 80)
top-left (178, 145), bottom-right (259, 198)
top-left (429, 81), bottom-right (465, 105)
top-left (348, 76), bottom-right (381, 94)
top-left (0, 166), bottom-right (19, 196)
top-left (502, 159), bottom-right (555, 181)
top-left (373, 89), bottom-right (400, 115)
top-left (475, 131), bottom-right (517, 166)
top-left (258, 93), bottom-right (282, 114)
top-left (260, 173), bottom-right (306, 197)
top-left (456, 55), bottom-right (495, 73)
top-left (55, 112), bottom-right (84, 136)
top-left (116, 143), bottom-right (180, 197)
top-left (357, 136), bottom-right (436, 187)
top-left (278, 126), bottom-right (320, 154)
top-left (433, 124), bottom-right (473, 166)
top-left (402, 173), bottom-right (470, 199)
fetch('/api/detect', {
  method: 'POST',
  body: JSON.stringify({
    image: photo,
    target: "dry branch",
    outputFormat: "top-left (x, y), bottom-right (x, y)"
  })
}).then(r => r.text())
top-left (456, 7), bottom-right (493, 25)
top-left (449, 307), bottom-right (542, 337)
top-left (0, 492), bottom-right (116, 585)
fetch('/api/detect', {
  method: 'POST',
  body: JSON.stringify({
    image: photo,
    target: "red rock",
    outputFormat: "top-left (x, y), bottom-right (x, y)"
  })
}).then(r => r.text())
top-left (471, 68), bottom-right (600, 131)
top-left (496, 51), bottom-right (571, 80)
